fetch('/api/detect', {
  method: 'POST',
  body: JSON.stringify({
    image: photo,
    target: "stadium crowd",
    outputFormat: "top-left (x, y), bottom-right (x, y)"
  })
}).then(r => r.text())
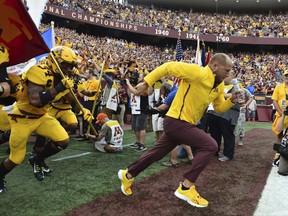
top-left (49, 0), bottom-right (288, 37)
top-left (40, 23), bottom-right (287, 95)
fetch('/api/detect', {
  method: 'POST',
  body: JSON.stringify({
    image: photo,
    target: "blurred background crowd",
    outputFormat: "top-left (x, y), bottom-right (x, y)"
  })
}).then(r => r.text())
top-left (40, 23), bottom-right (286, 95)
top-left (49, 0), bottom-right (288, 37)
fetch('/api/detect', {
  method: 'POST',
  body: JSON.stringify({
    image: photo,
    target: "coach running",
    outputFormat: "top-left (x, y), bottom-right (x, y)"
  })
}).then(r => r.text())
top-left (118, 53), bottom-right (243, 208)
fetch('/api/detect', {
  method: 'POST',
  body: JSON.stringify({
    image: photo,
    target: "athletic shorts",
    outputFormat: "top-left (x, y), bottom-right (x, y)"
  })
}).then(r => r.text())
top-left (132, 113), bottom-right (147, 131)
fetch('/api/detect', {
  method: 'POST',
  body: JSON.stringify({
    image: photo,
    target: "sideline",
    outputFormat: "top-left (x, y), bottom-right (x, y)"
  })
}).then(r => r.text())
top-left (254, 166), bottom-right (288, 216)
top-left (52, 152), bottom-right (92, 161)
top-left (122, 143), bottom-right (134, 147)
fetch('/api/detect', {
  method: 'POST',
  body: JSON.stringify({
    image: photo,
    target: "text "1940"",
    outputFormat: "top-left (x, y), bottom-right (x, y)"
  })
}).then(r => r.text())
top-left (155, 29), bottom-right (170, 36)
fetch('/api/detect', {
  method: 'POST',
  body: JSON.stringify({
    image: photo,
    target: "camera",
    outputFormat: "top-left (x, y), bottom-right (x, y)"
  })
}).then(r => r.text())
top-left (273, 143), bottom-right (284, 152)
top-left (273, 143), bottom-right (288, 160)
top-left (127, 71), bottom-right (139, 86)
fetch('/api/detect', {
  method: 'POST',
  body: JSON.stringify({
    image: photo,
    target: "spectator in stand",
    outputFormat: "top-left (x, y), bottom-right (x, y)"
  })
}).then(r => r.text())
top-left (49, 0), bottom-right (288, 38)
top-left (112, 80), bottom-right (128, 130)
top-left (101, 70), bottom-right (119, 119)
top-left (247, 81), bottom-right (255, 95)
top-left (79, 69), bottom-right (100, 134)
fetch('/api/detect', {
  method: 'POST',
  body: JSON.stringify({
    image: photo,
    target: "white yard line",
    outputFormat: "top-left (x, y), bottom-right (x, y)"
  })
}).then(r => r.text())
top-left (122, 143), bottom-right (134, 147)
top-left (51, 144), bottom-right (133, 161)
top-left (52, 152), bottom-right (92, 161)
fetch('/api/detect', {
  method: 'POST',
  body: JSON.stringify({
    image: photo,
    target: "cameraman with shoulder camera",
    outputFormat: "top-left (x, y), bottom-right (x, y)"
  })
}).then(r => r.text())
top-left (271, 70), bottom-right (288, 167)
top-left (273, 102), bottom-right (288, 175)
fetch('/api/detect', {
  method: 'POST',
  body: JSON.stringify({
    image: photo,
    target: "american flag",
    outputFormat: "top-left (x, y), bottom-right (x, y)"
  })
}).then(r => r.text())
top-left (172, 38), bottom-right (183, 86)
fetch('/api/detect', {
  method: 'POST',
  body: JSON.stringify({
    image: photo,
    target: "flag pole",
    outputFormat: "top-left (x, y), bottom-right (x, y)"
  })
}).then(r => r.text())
top-left (86, 56), bottom-right (107, 135)
top-left (173, 29), bottom-right (183, 86)
top-left (195, 30), bottom-right (200, 64)
top-left (178, 29), bottom-right (181, 39)
top-left (50, 53), bottom-right (98, 136)
top-left (51, 21), bottom-right (56, 47)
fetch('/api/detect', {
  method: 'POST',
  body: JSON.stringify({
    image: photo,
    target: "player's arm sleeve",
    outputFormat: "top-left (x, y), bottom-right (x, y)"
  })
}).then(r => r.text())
top-left (0, 64), bottom-right (9, 82)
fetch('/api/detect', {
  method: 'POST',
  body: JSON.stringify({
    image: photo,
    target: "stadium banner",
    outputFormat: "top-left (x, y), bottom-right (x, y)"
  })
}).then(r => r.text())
top-left (44, 4), bottom-right (288, 45)
top-left (0, 0), bottom-right (50, 67)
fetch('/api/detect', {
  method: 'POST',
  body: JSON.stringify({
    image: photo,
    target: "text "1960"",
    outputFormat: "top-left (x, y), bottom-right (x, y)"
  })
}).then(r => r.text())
top-left (216, 36), bottom-right (230, 42)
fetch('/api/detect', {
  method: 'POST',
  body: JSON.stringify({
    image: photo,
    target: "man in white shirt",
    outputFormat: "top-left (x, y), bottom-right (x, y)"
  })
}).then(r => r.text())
top-left (87, 113), bottom-right (123, 153)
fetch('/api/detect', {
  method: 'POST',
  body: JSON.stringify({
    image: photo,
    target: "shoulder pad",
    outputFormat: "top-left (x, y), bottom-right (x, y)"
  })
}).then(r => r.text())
top-left (26, 64), bottom-right (53, 86)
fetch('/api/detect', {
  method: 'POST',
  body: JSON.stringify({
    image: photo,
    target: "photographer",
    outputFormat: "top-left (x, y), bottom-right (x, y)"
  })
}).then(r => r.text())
top-left (271, 70), bottom-right (288, 166)
top-left (273, 104), bottom-right (288, 175)
top-left (87, 113), bottom-right (123, 153)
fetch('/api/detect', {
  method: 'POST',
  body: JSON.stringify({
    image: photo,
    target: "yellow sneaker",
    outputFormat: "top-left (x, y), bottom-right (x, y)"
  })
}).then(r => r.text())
top-left (118, 169), bottom-right (134, 196)
top-left (272, 153), bottom-right (280, 167)
top-left (174, 184), bottom-right (208, 207)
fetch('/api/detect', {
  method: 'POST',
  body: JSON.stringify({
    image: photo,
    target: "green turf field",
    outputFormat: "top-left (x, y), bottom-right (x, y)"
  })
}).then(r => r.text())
top-left (0, 122), bottom-right (272, 216)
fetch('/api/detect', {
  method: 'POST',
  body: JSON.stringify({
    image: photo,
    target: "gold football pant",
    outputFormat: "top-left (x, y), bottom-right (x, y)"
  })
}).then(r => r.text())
top-left (9, 111), bottom-right (69, 164)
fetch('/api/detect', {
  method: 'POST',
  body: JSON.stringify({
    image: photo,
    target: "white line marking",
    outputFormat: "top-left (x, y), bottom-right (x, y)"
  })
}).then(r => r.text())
top-left (122, 143), bottom-right (134, 147)
top-left (52, 152), bottom-right (92, 161)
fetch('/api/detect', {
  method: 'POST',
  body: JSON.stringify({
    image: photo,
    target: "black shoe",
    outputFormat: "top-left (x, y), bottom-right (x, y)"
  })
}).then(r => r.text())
top-left (278, 171), bottom-right (288, 176)
top-left (41, 161), bottom-right (53, 174)
top-left (0, 130), bottom-right (10, 144)
top-left (29, 156), bottom-right (44, 181)
top-left (129, 142), bottom-right (139, 149)
top-left (74, 135), bottom-right (86, 141)
top-left (136, 144), bottom-right (147, 152)
top-left (30, 148), bottom-right (36, 157)
top-left (0, 177), bottom-right (7, 193)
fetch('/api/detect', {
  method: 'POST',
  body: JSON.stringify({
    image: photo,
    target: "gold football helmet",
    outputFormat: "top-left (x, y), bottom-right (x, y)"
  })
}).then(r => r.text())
top-left (48, 46), bottom-right (77, 76)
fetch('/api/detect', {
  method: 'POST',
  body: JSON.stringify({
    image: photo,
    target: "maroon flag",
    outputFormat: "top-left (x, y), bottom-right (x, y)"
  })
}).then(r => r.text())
top-left (0, 0), bottom-right (50, 66)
